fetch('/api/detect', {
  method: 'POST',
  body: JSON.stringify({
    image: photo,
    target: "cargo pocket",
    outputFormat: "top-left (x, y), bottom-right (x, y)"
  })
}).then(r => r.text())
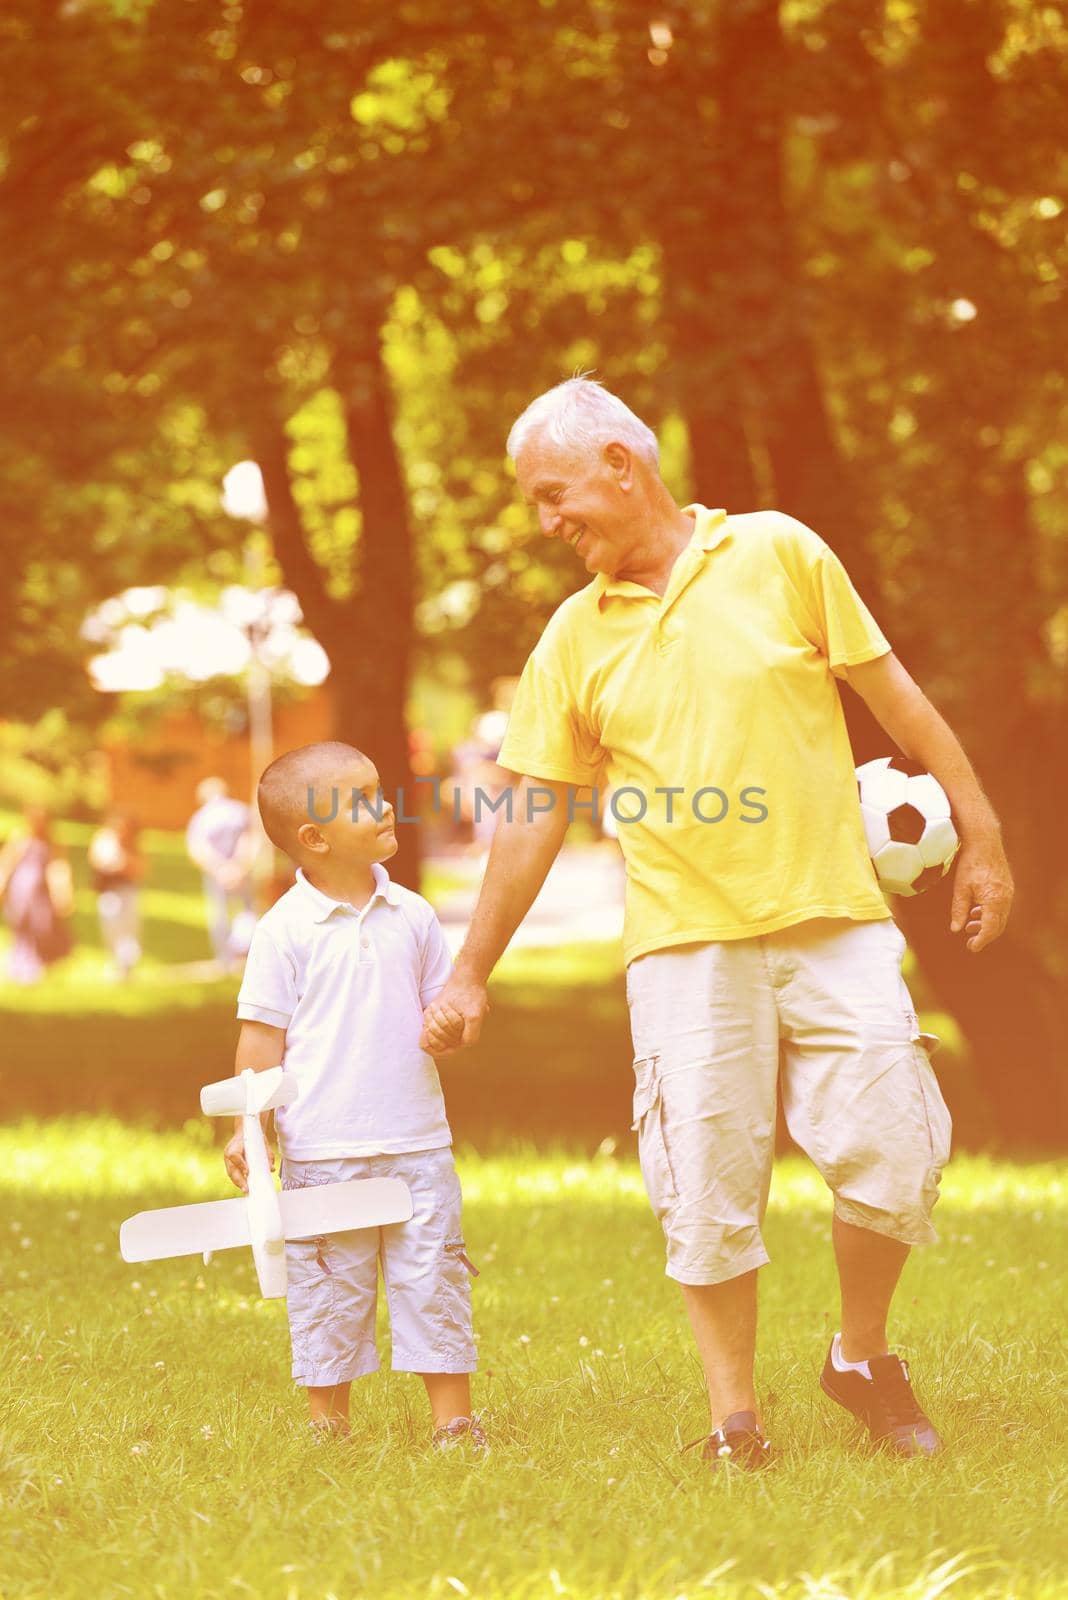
top-left (911, 1032), bottom-right (952, 1168)
top-left (443, 1238), bottom-right (480, 1278)
top-left (436, 1236), bottom-right (476, 1362)
top-left (631, 1054), bottom-right (679, 1217)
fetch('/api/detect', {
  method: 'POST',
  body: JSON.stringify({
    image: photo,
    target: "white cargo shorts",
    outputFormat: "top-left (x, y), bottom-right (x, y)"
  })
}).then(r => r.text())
top-left (626, 917), bottom-right (952, 1286)
top-left (280, 1145), bottom-right (478, 1387)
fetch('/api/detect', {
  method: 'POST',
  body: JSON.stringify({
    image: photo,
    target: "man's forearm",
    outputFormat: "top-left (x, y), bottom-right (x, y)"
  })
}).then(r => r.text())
top-left (850, 654), bottom-right (1001, 843)
top-left (873, 693), bottom-right (999, 841)
top-left (453, 780), bottom-right (568, 984)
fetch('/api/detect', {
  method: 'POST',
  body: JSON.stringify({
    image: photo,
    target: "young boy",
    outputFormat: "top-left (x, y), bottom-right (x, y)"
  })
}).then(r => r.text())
top-left (223, 740), bottom-right (483, 1449)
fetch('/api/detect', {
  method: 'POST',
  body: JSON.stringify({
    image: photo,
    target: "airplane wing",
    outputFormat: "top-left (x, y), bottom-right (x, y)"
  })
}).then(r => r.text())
top-left (120, 1197), bottom-right (251, 1263)
top-left (120, 1178), bottom-right (413, 1264)
top-left (280, 1177), bottom-right (413, 1239)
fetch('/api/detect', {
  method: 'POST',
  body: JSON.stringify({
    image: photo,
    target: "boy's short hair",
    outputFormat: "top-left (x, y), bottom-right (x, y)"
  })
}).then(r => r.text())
top-left (257, 741), bottom-right (370, 856)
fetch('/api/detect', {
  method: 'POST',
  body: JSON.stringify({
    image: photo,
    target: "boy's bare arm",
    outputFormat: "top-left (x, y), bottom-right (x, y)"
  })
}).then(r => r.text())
top-left (420, 774), bottom-right (572, 1054)
top-left (224, 1020), bottom-right (286, 1192)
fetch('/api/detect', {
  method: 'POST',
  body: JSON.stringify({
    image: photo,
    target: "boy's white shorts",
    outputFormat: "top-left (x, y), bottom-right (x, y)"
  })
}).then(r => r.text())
top-left (280, 1145), bottom-right (477, 1387)
top-left (626, 917), bottom-right (952, 1286)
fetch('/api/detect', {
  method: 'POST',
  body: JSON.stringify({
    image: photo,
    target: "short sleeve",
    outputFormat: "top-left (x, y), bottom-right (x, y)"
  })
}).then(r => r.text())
top-left (778, 515), bottom-right (890, 681)
top-left (812, 547), bottom-right (890, 679)
top-left (237, 922), bottom-right (297, 1028)
top-left (419, 912), bottom-right (453, 1007)
top-left (497, 649), bottom-right (606, 787)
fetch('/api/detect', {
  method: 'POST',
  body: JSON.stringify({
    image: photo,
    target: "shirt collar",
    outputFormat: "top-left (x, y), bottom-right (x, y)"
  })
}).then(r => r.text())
top-left (594, 506), bottom-right (730, 609)
top-left (294, 861), bottom-right (400, 922)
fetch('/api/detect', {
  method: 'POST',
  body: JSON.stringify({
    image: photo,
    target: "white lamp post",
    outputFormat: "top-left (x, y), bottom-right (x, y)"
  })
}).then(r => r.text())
top-left (221, 461), bottom-right (274, 910)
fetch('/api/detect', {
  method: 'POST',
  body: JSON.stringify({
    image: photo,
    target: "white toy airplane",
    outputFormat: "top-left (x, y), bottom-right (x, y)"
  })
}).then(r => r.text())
top-left (120, 1066), bottom-right (413, 1299)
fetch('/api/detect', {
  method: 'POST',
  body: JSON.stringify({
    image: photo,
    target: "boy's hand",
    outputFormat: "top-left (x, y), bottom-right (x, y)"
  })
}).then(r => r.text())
top-left (223, 1127), bottom-right (275, 1194)
top-left (419, 1000), bottom-right (466, 1056)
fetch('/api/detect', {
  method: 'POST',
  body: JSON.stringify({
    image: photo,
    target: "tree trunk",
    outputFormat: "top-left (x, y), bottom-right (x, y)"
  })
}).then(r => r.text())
top-left (895, 461), bottom-right (1068, 1148)
top-left (712, 0), bottom-right (880, 600)
top-left (658, 239), bottom-right (761, 508)
top-left (897, 893), bottom-right (1068, 1150)
top-left (256, 353), bottom-right (420, 890)
top-left (332, 332), bottom-right (420, 890)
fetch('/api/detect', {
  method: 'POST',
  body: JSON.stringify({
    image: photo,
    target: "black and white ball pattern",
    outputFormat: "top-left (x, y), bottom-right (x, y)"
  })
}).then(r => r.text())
top-left (856, 755), bottom-right (961, 897)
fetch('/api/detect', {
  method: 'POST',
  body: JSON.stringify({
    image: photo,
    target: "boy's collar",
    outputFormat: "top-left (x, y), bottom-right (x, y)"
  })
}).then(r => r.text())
top-left (294, 861), bottom-right (400, 921)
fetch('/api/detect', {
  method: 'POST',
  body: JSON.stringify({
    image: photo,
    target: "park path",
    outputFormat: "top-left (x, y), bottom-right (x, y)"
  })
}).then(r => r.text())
top-left (430, 843), bottom-right (624, 955)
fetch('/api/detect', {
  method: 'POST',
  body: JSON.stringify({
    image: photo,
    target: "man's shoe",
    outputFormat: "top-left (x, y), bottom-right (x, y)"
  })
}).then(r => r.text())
top-left (820, 1340), bottom-right (942, 1457)
top-left (684, 1410), bottom-right (774, 1472)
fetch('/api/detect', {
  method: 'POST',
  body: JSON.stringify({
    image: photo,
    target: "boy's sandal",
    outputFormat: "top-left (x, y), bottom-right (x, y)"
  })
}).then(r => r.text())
top-left (432, 1413), bottom-right (489, 1452)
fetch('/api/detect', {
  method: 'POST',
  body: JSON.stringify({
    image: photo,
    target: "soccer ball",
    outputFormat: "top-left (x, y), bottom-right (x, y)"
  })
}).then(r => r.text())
top-left (856, 756), bottom-right (961, 897)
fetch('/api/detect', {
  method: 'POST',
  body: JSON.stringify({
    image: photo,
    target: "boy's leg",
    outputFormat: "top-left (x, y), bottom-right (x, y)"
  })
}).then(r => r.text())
top-left (381, 1149), bottom-right (478, 1434)
top-left (308, 1382), bottom-right (352, 1435)
top-left (283, 1157), bottom-right (381, 1429)
top-left (419, 1373), bottom-right (472, 1429)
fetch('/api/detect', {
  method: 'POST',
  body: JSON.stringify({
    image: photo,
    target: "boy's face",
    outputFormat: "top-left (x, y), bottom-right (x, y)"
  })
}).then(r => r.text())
top-left (297, 756), bottom-right (397, 868)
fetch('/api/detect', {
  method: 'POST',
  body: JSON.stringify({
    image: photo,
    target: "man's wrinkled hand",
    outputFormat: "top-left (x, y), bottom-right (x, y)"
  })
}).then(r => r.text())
top-left (950, 836), bottom-right (1014, 953)
top-left (418, 975), bottom-right (489, 1056)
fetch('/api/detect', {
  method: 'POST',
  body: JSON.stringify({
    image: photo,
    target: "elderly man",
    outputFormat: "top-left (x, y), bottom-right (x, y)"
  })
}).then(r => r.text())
top-left (421, 377), bottom-right (1013, 1470)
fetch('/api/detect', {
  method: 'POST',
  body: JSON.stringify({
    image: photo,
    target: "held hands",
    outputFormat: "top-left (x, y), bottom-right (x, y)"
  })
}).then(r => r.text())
top-left (950, 834), bottom-right (1014, 953)
top-left (419, 975), bottom-right (489, 1057)
top-left (223, 1127), bottom-right (276, 1194)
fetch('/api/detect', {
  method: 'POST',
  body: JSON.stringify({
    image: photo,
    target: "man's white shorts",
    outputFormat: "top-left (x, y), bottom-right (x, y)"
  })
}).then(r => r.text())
top-left (280, 1146), bottom-right (477, 1387)
top-left (625, 917), bottom-right (952, 1286)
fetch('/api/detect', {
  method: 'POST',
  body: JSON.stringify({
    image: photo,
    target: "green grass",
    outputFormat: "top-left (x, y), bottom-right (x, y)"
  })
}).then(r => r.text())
top-left (1, 1126), bottom-right (1063, 1600)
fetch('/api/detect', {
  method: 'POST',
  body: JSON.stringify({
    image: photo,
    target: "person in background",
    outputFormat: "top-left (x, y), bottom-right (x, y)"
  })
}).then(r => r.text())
top-left (185, 776), bottom-right (253, 971)
top-left (88, 810), bottom-right (145, 980)
top-left (0, 806), bottom-right (74, 984)
top-left (449, 712), bottom-right (509, 856)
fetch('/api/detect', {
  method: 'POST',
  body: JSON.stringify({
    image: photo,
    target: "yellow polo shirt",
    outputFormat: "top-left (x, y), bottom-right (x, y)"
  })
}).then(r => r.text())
top-left (498, 506), bottom-right (893, 964)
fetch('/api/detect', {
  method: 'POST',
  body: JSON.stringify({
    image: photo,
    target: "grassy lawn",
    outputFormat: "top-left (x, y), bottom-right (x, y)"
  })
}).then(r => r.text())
top-left (0, 1127), bottom-right (1063, 1600)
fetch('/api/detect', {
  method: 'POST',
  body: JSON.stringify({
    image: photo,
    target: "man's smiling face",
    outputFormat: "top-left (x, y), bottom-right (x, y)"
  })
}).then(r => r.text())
top-left (515, 432), bottom-right (633, 577)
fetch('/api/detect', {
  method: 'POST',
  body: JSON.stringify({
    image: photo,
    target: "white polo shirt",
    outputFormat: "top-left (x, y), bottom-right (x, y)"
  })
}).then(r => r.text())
top-left (236, 863), bottom-right (453, 1159)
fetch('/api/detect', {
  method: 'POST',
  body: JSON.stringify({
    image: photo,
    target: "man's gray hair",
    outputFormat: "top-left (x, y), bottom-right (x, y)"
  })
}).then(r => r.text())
top-left (506, 376), bottom-right (660, 468)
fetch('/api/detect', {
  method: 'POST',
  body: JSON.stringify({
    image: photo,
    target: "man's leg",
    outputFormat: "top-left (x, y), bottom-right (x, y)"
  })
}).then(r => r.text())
top-left (680, 1269), bottom-right (760, 1427)
top-left (776, 920), bottom-right (948, 1455)
top-left (833, 1214), bottom-right (909, 1362)
top-left (626, 942), bottom-right (777, 1450)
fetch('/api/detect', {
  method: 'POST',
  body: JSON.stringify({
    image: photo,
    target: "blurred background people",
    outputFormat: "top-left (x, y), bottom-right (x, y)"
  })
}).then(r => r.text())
top-left (449, 711), bottom-right (509, 856)
top-left (0, 806), bottom-right (74, 984)
top-left (88, 810), bottom-right (145, 980)
top-left (185, 777), bottom-right (253, 971)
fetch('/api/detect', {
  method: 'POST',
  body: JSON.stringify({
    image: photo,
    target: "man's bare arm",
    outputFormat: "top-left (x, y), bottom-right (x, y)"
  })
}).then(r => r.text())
top-left (419, 774), bottom-right (572, 1052)
top-left (847, 651), bottom-right (1013, 951)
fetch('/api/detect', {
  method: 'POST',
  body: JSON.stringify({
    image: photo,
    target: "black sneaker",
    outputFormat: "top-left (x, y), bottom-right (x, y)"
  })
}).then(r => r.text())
top-left (820, 1340), bottom-right (942, 1457)
top-left (684, 1410), bottom-right (774, 1472)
